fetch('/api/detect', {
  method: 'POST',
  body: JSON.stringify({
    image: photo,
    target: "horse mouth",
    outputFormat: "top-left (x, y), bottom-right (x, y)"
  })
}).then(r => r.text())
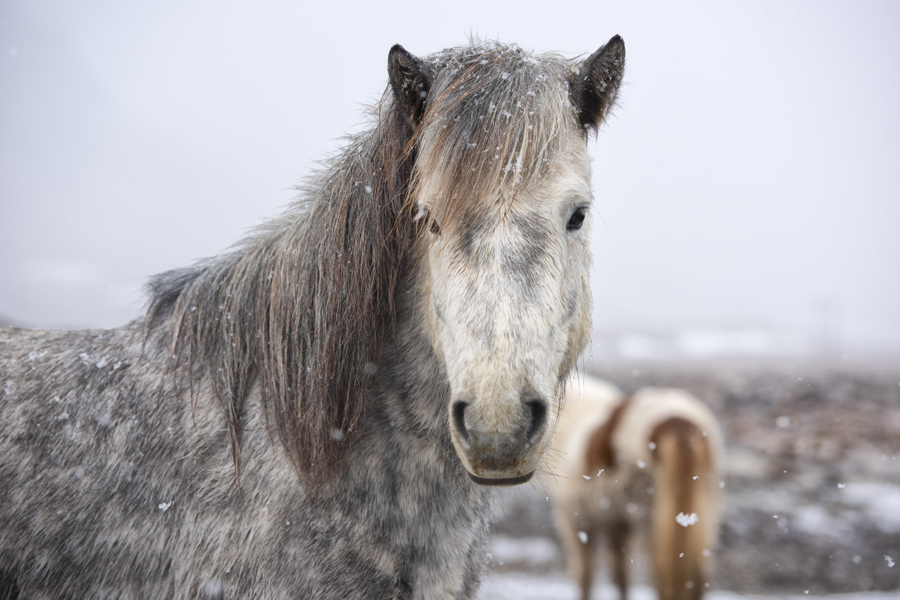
top-left (467, 471), bottom-right (534, 486)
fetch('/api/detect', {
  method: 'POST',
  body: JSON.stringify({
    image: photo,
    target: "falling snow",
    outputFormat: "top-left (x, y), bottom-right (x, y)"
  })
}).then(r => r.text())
top-left (675, 512), bottom-right (699, 527)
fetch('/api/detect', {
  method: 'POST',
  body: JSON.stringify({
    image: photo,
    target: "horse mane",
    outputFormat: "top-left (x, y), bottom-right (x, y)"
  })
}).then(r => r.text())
top-left (144, 42), bottom-right (585, 485)
top-left (146, 88), bottom-right (418, 483)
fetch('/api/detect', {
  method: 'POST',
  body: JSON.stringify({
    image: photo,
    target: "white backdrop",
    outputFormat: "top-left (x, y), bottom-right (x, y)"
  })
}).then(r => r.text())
top-left (2, 0), bottom-right (898, 359)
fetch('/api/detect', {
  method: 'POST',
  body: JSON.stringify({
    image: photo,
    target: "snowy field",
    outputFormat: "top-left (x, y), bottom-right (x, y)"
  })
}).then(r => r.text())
top-left (476, 534), bottom-right (898, 600)
top-left (477, 532), bottom-right (898, 599)
top-left (478, 572), bottom-right (898, 600)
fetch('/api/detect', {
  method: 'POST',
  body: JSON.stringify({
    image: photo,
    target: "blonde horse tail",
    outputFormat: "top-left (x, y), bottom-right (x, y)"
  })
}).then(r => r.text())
top-left (650, 417), bottom-right (715, 600)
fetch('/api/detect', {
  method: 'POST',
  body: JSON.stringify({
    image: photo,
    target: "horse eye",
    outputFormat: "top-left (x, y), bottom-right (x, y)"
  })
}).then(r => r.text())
top-left (566, 207), bottom-right (587, 232)
top-left (413, 207), bottom-right (441, 235)
top-left (417, 208), bottom-right (440, 236)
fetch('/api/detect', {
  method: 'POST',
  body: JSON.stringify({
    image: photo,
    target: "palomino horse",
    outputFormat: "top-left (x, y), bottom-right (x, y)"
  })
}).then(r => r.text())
top-left (548, 376), bottom-right (722, 600)
top-left (0, 38), bottom-right (624, 598)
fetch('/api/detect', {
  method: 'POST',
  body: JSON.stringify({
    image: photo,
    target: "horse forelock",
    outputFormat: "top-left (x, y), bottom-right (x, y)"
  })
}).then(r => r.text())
top-left (412, 43), bottom-right (580, 233)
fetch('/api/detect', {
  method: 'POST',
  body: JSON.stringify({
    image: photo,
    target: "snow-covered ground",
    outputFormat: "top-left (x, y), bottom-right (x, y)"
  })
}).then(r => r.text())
top-left (479, 572), bottom-right (898, 600)
top-left (478, 534), bottom-right (899, 599)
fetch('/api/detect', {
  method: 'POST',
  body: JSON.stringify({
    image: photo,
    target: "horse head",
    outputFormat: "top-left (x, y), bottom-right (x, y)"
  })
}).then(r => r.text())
top-left (388, 37), bottom-right (625, 485)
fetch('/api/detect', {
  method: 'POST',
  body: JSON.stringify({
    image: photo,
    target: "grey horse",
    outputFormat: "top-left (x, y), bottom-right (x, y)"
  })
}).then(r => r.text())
top-left (0, 37), bottom-right (625, 599)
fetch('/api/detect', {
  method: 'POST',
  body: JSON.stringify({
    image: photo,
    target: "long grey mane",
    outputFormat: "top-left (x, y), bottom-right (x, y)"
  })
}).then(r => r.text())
top-left (146, 93), bottom-right (417, 482)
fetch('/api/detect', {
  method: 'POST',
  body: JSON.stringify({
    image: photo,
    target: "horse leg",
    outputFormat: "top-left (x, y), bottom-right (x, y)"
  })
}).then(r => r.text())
top-left (608, 520), bottom-right (630, 600)
top-left (557, 515), bottom-right (596, 600)
top-left (574, 529), bottom-right (596, 600)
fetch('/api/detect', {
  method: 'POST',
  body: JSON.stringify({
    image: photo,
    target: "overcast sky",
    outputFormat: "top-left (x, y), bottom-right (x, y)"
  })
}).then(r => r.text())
top-left (2, 0), bottom-right (898, 359)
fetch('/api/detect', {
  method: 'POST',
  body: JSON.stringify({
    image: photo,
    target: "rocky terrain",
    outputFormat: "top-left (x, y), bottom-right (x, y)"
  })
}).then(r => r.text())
top-left (486, 359), bottom-right (900, 597)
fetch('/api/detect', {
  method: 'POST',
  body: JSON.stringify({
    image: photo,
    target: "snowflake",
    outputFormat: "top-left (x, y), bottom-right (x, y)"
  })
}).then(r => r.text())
top-left (675, 512), bottom-right (699, 527)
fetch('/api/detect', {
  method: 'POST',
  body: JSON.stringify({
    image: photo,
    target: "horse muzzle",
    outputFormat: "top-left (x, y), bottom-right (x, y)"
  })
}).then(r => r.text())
top-left (449, 397), bottom-right (551, 486)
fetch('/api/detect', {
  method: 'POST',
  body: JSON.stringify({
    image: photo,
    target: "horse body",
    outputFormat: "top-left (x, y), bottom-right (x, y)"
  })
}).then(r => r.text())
top-left (0, 38), bottom-right (625, 598)
top-left (549, 376), bottom-right (722, 600)
top-left (0, 316), bottom-right (489, 599)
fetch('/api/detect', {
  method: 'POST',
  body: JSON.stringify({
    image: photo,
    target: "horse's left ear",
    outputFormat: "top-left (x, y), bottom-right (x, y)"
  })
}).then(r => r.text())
top-left (570, 35), bottom-right (626, 133)
top-left (388, 44), bottom-right (434, 130)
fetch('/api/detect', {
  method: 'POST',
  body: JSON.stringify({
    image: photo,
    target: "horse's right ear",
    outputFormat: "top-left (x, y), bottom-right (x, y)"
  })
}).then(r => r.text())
top-left (388, 44), bottom-right (433, 130)
top-left (570, 35), bottom-right (626, 134)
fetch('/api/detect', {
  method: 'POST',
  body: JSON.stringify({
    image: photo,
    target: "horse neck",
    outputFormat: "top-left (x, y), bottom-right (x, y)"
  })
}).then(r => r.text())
top-left (373, 272), bottom-right (452, 447)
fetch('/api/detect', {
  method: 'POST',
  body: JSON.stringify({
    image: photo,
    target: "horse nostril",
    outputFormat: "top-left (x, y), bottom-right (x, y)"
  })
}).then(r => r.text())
top-left (525, 399), bottom-right (548, 445)
top-left (452, 401), bottom-right (471, 445)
